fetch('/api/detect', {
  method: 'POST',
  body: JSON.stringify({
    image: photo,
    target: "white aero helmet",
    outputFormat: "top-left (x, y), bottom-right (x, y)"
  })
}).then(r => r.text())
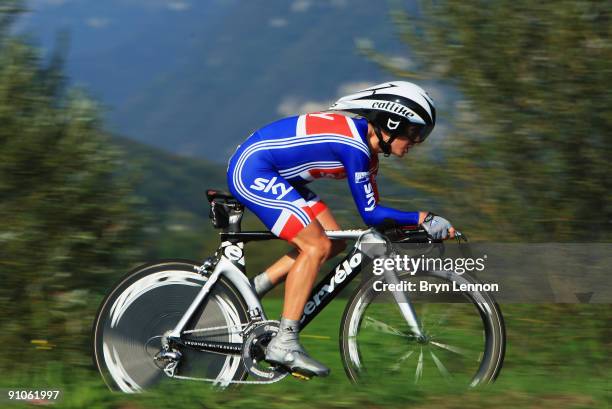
top-left (329, 81), bottom-right (436, 155)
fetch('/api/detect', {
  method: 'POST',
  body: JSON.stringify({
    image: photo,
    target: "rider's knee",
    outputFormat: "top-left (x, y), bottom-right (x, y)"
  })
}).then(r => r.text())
top-left (300, 236), bottom-right (332, 263)
top-left (320, 237), bottom-right (333, 259)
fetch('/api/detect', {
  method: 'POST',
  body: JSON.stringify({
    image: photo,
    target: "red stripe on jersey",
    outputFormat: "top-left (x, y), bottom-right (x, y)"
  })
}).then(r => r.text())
top-left (278, 215), bottom-right (304, 240)
top-left (310, 200), bottom-right (328, 217)
top-left (305, 113), bottom-right (353, 137)
top-left (301, 205), bottom-right (316, 218)
top-left (279, 207), bottom-right (314, 240)
top-left (308, 167), bottom-right (346, 180)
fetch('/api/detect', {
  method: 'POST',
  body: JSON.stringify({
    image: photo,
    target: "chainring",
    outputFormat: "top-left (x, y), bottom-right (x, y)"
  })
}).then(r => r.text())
top-left (241, 320), bottom-right (288, 382)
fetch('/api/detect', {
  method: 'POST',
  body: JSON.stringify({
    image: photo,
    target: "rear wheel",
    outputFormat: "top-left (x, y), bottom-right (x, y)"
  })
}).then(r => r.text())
top-left (339, 270), bottom-right (505, 388)
top-left (92, 260), bottom-right (250, 392)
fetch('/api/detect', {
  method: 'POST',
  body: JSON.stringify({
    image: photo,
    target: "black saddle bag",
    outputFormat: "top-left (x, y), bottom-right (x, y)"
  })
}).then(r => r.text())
top-left (206, 189), bottom-right (243, 230)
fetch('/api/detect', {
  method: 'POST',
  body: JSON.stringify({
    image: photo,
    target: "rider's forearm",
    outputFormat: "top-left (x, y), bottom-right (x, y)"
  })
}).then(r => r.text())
top-left (418, 211), bottom-right (428, 224)
top-left (360, 205), bottom-right (420, 227)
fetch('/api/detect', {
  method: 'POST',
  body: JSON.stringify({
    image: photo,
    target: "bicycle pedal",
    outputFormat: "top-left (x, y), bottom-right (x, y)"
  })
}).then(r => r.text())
top-left (291, 372), bottom-right (311, 381)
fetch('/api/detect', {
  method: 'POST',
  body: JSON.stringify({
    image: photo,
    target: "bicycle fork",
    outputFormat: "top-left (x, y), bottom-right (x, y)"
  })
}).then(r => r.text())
top-left (383, 268), bottom-right (425, 340)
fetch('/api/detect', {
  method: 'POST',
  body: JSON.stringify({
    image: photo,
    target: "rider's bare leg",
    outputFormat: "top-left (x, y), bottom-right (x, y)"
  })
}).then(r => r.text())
top-left (260, 209), bottom-right (346, 289)
top-left (282, 220), bottom-right (331, 319)
top-left (264, 220), bottom-right (333, 376)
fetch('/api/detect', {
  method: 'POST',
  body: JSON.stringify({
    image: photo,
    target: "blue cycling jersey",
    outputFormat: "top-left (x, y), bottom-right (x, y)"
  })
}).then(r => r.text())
top-left (227, 112), bottom-right (419, 240)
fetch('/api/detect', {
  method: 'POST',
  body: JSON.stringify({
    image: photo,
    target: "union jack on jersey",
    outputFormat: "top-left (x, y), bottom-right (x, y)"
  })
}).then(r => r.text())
top-left (226, 112), bottom-right (417, 240)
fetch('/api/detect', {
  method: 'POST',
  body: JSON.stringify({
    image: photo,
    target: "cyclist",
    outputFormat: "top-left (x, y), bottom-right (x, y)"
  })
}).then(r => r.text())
top-left (226, 81), bottom-right (455, 378)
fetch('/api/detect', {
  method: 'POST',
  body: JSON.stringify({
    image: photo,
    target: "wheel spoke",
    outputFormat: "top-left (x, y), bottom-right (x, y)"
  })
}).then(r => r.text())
top-left (430, 350), bottom-right (452, 379)
top-left (430, 340), bottom-right (473, 359)
top-left (420, 303), bottom-right (428, 329)
top-left (363, 316), bottom-right (413, 338)
top-left (421, 304), bottom-right (451, 335)
top-left (415, 348), bottom-right (423, 383)
top-left (390, 349), bottom-right (415, 371)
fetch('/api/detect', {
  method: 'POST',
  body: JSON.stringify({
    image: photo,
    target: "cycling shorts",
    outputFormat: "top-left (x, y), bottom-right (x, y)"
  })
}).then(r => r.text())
top-left (227, 140), bottom-right (328, 241)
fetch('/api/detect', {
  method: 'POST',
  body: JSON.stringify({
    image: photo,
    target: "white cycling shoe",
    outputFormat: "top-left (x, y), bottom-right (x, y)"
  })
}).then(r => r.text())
top-left (265, 336), bottom-right (330, 378)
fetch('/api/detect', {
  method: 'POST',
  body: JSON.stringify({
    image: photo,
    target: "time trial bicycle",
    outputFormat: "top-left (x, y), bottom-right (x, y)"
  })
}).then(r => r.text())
top-left (92, 189), bottom-right (505, 391)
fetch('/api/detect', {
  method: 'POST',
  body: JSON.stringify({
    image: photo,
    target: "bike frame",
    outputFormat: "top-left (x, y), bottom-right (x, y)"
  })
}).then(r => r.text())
top-left (166, 228), bottom-right (425, 345)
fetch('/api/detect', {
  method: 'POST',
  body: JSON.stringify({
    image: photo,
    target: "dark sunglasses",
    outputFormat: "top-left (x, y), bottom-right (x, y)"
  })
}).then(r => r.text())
top-left (396, 124), bottom-right (434, 144)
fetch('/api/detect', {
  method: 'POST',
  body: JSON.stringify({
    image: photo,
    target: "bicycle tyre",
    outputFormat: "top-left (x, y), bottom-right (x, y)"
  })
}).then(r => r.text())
top-left (92, 259), bottom-right (250, 392)
top-left (339, 269), bottom-right (505, 387)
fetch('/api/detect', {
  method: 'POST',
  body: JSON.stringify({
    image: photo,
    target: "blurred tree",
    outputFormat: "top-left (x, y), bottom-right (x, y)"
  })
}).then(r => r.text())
top-left (0, 2), bottom-right (144, 370)
top-left (0, 1), bottom-right (25, 41)
top-left (362, 0), bottom-right (611, 241)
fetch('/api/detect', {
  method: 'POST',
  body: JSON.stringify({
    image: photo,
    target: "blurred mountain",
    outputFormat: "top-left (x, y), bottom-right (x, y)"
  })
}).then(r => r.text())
top-left (109, 134), bottom-right (226, 258)
top-left (20, 0), bottom-right (414, 161)
top-left (111, 134), bottom-right (225, 216)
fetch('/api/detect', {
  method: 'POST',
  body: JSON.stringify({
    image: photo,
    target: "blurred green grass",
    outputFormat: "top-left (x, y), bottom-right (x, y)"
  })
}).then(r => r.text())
top-left (2, 300), bottom-right (608, 409)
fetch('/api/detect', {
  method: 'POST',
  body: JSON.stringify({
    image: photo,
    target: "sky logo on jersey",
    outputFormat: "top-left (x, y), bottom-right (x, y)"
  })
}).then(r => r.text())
top-left (354, 171), bottom-right (370, 184)
top-left (364, 183), bottom-right (376, 211)
top-left (250, 177), bottom-right (293, 200)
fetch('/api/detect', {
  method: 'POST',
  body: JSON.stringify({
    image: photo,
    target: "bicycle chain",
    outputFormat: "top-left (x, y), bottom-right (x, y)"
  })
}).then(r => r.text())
top-left (181, 323), bottom-right (248, 335)
top-left (169, 320), bottom-right (289, 385)
top-left (171, 373), bottom-right (287, 385)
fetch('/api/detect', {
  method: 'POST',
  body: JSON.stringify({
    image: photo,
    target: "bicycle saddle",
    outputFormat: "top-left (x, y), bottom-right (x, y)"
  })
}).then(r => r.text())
top-left (206, 189), bottom-right (237, 203)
